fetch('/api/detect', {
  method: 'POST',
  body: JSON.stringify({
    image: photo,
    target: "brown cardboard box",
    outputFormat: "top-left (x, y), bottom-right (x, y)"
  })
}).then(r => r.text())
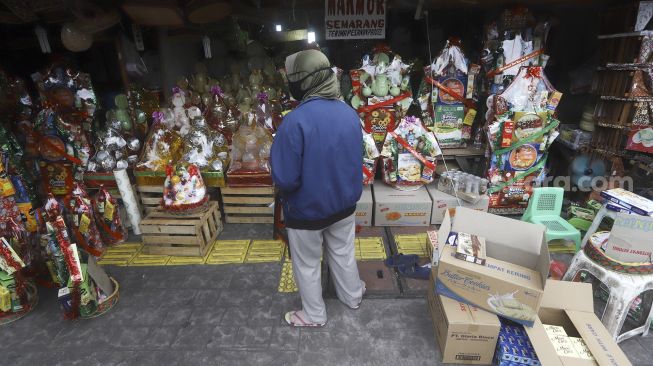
top-left (428, 271), bottom-right (500, 364)
top-left (373, 183), bottom-right (432, 226)
top-left (426, 185), bottom-right (490, 225)
top-left (435, 207), bottom-right (549, 327)
top-left (355, 185), bottom-right (374, 227)
top-left (525, 280), bottom-right (632, 366)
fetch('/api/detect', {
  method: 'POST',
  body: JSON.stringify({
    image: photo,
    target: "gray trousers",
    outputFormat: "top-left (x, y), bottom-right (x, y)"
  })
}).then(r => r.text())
top-left (287, 213), bottom-right (364, 323)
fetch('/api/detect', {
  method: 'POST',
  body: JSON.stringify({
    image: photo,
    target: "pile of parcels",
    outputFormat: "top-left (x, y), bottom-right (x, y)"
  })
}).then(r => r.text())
top-left (426, 207), bottom-right (631, 366)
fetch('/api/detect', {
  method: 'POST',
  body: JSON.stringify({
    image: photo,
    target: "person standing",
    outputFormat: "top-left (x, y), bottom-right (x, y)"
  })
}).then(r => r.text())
top-left (271, 49), bottom-right (365, 327)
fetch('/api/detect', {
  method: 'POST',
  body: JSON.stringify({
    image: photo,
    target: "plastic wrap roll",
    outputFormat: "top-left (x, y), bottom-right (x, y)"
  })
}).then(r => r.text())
top-left (112, 169), bottom-right (142, 235)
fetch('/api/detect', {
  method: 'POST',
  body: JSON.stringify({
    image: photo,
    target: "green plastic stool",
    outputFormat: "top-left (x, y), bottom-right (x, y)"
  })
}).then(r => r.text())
top-left (521, 187), bottom-right (582, 252)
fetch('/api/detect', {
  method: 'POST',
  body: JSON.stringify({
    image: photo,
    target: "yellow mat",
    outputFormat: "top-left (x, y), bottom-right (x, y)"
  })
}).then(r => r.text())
top-left (97, 242), bottom-right (143, 266)
top-left (394, 234), bottom-right (429, 258)
top-left (356, 237), bottom-right (386, 261)
top-left (206, 240), bottom-right (250, 265)
top-left (245, 240), bottom-right (285, 263)
top-left (278, 260), bottom-right (298, 293)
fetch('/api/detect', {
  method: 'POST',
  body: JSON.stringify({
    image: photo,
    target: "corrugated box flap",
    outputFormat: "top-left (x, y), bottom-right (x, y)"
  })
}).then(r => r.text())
top-left (566, 310), bottom-right (632, 366)
top-left (542, 280), bottom-right (593, 313)
top-left (467, 304), bottom-right (501, 327)
top-left (452, 207), bottom-right (545, 255)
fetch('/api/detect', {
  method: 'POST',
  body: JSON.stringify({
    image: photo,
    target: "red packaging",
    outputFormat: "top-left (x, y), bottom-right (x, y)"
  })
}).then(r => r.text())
top-left (501, 121), bottom-right (514, 148)
top-left (93, 186), bottom-right (126, 246)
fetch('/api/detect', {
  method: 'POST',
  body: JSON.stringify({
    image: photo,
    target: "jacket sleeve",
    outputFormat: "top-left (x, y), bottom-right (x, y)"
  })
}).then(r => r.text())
top-left (270, 117), bottom-right (304, 194)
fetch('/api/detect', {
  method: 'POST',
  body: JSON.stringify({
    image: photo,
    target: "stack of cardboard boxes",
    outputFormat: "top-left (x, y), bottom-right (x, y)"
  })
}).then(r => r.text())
top-left (354, 183), bottom-right (490, 227)
top-left (427, 207), bottom-right (632, 366)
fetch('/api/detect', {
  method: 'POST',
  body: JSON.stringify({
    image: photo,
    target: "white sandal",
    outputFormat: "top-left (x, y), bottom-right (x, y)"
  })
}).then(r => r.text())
top-left (284, 310), bottom-right (325, 327)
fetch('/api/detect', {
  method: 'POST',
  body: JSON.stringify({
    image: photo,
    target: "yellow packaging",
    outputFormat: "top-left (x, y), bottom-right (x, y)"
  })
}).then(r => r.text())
top-left (0, 285), bottom-right (10, 312)
top-left (79, 214), bottom-right (91, 234)
top-left (548, 334), bottom-right (579, 358)
top-left (569, 337), bottom-right (596, 361)
top-left (17, 203), bottom-right (37, 232)
top-left (463, 108), bottom-right (477, 126)
top-left (104, 201), bottom-right (115, 220)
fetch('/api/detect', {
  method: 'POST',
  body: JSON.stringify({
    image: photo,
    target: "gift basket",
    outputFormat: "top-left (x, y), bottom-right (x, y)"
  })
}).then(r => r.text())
top-left (349, 45), bottom-right (413, 150)
top-left (480, 7), bottom-right (551, 96)
top-left (226, 112), bottom-right (273, 186)
top-left (418, 38), bottom-right (479, 147)
top-left (32, 67), bottom-right (96, 195)
top-left (380, 116), bottom-right (442, 190)
top-left (0, 226), bottom-right (37, 324)
top-left (162, 163), bottom-right (209, 213)
top-left (484, 65), bottom-right (561, 214)
top-left (41, 195), bottom-right (118, 319)
top-left (134, 110), bottom-right (184, 186)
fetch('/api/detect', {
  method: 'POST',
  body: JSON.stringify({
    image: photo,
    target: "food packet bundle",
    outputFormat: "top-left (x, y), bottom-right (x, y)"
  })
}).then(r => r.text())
top-left (362, 129), bottom-right (380, 185)
top-left (92, 186), bottom-right (126, 246)
top-left (65, 183), bottom-right (104, 256)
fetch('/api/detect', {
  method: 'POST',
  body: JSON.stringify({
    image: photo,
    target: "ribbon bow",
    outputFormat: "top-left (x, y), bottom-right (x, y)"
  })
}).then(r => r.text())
top-left (152, 111), bottom-right (164, 122)
top-left (525, 66), bottom-right (542, 79)
top-left (211, 85), bottom-right (224, 97)
top-left (257, 92), bottom-right (269, 103)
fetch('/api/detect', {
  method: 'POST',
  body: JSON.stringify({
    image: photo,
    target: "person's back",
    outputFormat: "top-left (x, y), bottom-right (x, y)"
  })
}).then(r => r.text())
top-left (272, 98), bottom-right (362, 228)
top-left (271, 49), bottom-right (365, 328)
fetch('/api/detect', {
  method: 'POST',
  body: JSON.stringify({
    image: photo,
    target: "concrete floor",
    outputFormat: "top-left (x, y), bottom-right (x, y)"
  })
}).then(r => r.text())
top-left (3, 224), bottom-right (652, 365)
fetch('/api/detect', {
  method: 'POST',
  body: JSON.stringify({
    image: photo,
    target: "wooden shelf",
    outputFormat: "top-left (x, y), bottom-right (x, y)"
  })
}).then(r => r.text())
top-left (598, 31), bottom-right (653, 39)
top-left (599, 95), bottom-right (653, 102)
top-left (598, 63), bottom-right (653, 71)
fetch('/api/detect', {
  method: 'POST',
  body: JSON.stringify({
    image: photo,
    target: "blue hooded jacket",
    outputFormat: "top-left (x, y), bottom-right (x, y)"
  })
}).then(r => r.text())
top-left (271, 97), bottom-right (363, 230)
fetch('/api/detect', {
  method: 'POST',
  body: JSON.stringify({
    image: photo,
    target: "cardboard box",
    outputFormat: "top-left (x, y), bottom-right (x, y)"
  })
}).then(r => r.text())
top-left (426, 185), bottom-right (489, 224)
top-left (355, 185), bottom-right (374, 227)
top-left (435, 207), bottom-right (549, 327)
top-left (524, 280), bottom-right (632, 366)
top-left (601, 188), bottom-right (653, 216)
top-left (373, 183), bottom-right (432, 226)
top-left (428, 271), bottom-right (500, 364)
top-left (604, 213), bottom-right (653, 263)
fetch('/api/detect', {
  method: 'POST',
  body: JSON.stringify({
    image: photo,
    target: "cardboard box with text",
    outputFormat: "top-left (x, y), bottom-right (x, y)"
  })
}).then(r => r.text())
top-left (355, 185), bottom-right (374, 227)
top-left (428, 271), bottom-right (499, 364)
top-left (426, 185), bottom-right (490, 224)
top-left (525, 280), bottom-right (632, 366)
top-left (435, 207), bottom-right (549, 327)
top-left (373, 183), bottom-right (432, 226)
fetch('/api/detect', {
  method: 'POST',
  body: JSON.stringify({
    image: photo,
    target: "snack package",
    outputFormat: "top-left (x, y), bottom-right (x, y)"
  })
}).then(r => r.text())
top-left (43, 194), bottom-right (84, 319)
top-left (65, 183), bottom-right (104, 256)
top-left (380, 116), bottom-right (441, 189)
top-left (362, 128), bottom-right (380, 185)
top-left (92, 186), bottom-right (126, 245)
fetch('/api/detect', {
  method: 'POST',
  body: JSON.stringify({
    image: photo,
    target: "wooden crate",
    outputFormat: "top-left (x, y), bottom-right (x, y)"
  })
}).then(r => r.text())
top-left (136, 185), bottom-right (163, 215)
top-left (140, 201), bottom-right (222, 256)
top-left (221, 186), bottom-right (275, 224)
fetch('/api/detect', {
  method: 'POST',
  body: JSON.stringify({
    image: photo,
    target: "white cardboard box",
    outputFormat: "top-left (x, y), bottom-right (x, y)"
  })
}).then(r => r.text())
top-left (426, 185), bottom-right (490, 224)
top-left (435, 207), bottom-right (549, 327)
top-left (373, 183), bottom-right (432, 226)
top-left (355, 185), bottom-right (374, 227)
top-left (604, 213), bottom-right (653, 263)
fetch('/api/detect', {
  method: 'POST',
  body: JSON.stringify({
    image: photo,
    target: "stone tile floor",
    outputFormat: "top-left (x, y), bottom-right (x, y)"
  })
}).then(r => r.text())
top-left (3, 262), bottom-right (652, 366)
top-left (4, 224), bottom-right (652, 365)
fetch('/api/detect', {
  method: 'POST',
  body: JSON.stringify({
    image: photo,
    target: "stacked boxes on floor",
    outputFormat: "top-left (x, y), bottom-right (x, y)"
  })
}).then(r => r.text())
top-left (427, 208), bottom-right (632, 365)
